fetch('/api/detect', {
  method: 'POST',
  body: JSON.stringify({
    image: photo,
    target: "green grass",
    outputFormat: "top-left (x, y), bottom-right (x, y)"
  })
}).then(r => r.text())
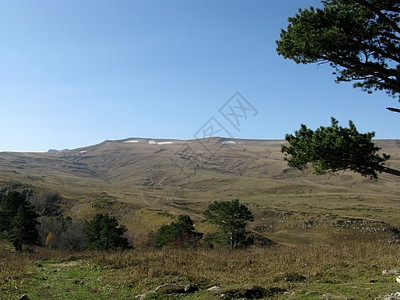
top-left (1, 237), bottom-right (400, 300)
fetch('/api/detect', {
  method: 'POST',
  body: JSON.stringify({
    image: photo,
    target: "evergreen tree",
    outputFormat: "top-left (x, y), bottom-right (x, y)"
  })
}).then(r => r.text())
top-left (0, 191), bottom-right (40, 251)
top-left (282, 118), bottom-right (400, 179)
top-left (276, 0), bottom-right (400, 99)
top-left (203, 199), bottom-right (254, 249)
top-left (277, 2), bottom-right (400, 176)
top-left (84, 213), bottom-right (129, 251)
top-left (155, 215), bottom-right (203, 248)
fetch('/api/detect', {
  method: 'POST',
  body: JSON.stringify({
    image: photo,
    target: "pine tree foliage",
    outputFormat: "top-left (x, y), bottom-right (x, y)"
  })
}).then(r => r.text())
top-left (277, 0), bottom-right (400, 99)
top-left (282, 118), bottom-right (400, 179)
top-left (84, 213), bottom-right (129, 251)
top-left (203, 199), bottom-right (254, 249)
top-left (0, 191), bottom-right (40, 251)
top-left (155, 215), bottom-right (203, 248)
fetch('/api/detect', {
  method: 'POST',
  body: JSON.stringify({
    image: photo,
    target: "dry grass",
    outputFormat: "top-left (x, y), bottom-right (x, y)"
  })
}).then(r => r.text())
top-left (1, 238), bottom-right (399, 299)
top-left (0, 251), bottom-right (32, 285)
top-left (0, 246), bottom-right (75, 284)
top-left (89, 241), bottom-right (399, 286)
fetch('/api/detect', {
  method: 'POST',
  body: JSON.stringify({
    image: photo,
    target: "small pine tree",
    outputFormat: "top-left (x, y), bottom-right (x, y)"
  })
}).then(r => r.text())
top-left (155, 215), bottom-right (203, 248)
top-left (203, 199), bottom-right (254, 249)
top-left (0, 191), bottom-right (40, 251)
top-left (84, 213), bottom-right (129, 251)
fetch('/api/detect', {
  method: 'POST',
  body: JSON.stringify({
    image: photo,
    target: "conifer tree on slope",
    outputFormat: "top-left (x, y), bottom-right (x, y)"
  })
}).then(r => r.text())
top-left (0, 191), bottom-right (40, 251)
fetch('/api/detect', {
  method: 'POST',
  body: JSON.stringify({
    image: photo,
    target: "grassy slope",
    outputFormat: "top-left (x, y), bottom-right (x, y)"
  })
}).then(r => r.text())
top-left (1, 240), bottom-right (399, 299)
top-left (0, 138), bottom-right (400, 299)
top-left (0, 138), bottom-right (398, 244)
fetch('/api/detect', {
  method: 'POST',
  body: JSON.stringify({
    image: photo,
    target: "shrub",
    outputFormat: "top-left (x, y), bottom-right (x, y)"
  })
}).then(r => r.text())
top-left (155, 215), bottom-right (203, 248)
top-left (38, 217), bottom-right (85, 251)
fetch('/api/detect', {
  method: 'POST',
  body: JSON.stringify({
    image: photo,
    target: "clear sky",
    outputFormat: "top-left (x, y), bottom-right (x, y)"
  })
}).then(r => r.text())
top-left (1, 0), bottom-right (398, 152)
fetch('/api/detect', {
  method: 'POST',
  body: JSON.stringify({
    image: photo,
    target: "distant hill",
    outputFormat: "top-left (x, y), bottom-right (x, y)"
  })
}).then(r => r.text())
top-left (0, 137), bottom-right (399, 245)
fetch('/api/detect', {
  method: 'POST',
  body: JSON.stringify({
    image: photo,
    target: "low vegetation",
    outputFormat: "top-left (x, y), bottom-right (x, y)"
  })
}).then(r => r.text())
top-left (1, 237), bottom-right (399, 299)
top-left (154, 215), bottom-right (203, 248)
top-left (1, 189), bottom-right (400, 299)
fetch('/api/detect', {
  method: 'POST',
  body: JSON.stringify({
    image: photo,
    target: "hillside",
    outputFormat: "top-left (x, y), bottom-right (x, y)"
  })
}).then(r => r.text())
top-left (0, 137), bottom-right (399, 245)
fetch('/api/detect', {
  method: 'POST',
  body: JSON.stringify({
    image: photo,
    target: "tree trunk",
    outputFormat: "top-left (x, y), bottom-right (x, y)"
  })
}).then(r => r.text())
top-left (379, 166), bottom-right (400, 177)
top-left (14, 241), bottom-right (22, 252)
top-left (386, 107), bottom-right (400, 113)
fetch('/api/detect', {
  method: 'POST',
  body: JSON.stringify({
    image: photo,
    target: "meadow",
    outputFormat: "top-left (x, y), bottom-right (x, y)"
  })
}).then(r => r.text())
top-left (1, 224), bottom-right (400, 299)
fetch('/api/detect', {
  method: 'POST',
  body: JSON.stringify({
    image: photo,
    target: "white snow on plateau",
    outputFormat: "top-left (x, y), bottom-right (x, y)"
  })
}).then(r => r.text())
top-left (148, 141), bottom-right (174, 145)
top-left (221, 141), bottom-right (236, 145)
top-left (157, 142), bottom-right (173, 145)
top-left (124, 140), bottom-right (139, 143)
top-left (80, 150), bottom-right (88, 153)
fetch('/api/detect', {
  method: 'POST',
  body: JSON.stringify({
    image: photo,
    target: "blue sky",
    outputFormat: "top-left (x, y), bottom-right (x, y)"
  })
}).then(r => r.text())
top-left (1, 0), bottom-right (398, 152)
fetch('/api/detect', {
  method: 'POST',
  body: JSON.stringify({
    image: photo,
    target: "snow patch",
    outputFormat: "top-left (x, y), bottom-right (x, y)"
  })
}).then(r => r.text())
top-left (157, 141), bottom-right (173, 145)
top-left (124, 140), bottom-right (139, 143)
top-left (80, 150), bottom-right (88, 153)
top-left (148, 141), bottom-right (173, 145)
top-left (221, 141), bottom-right (236, 145)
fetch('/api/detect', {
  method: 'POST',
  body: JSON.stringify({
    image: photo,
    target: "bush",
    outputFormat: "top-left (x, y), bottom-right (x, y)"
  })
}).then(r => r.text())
top-left (38, 217), bottom-right (85, 251)
top-left (155, 215), bottom-right (203, 248)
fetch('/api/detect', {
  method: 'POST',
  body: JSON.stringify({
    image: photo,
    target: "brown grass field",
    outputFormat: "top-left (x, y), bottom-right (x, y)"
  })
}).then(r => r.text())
top-left (1, 237), bottom-right (400, 299)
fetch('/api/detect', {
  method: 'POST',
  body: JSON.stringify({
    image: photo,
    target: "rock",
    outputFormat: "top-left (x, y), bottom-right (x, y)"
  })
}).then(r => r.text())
top-left (383, 292), bottom-right (400, 300)
top-left (383, 270), bottom-right (400, 276)
top-left (207, 286), bottom-right (222, 293)
top-left (135, 294), bottom-right (147, 300)
top-left (396, 276), bottom-right (400, 283)
top-left (184, 284), bottom-right (198, 293)
top-left (19, 295), bottom-right (30, 300)
top-left (154, 283), bottom-right (197, 294)
top-left (155, 283), bottom-right (185, 294)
